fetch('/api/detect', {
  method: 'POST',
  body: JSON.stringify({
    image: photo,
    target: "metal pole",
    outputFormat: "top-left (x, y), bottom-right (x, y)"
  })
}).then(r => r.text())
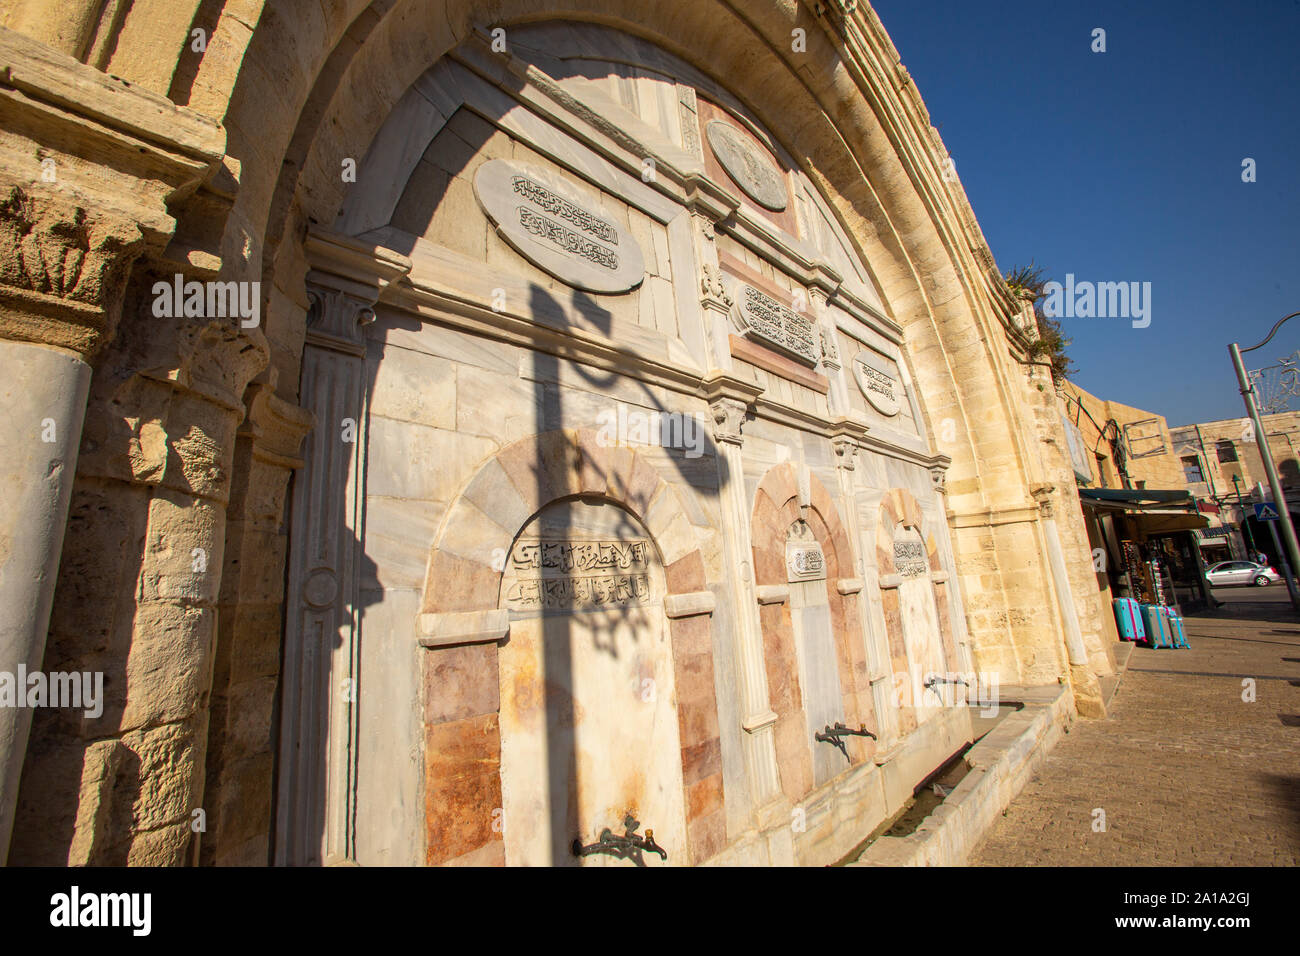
top-left (1229, 341), bottom-right (1300, 610)
top-left (1266, 518), bottom-right (1298, 599)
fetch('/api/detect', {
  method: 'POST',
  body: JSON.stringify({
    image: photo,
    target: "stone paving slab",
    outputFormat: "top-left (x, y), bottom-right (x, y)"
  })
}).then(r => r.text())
top-left (970, 605), bottom-right (1300, 866)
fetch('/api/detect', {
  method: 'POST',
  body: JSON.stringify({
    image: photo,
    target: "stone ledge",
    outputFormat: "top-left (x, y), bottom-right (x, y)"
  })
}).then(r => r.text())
top-left (418, 609), bottom-right (510, 648)
top-left (664, 590), bottom-right (716, 618)
top-left (755, 584), bottom-right (789, 605)
top-left (849, 684), bottom-right (1070, 867)
top-left (0, 27), bottom-right (225, 160)
top-left (836, 577), bottom-right (863, 595)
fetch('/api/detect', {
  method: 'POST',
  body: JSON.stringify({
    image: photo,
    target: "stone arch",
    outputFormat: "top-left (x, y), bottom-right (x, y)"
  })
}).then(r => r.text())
top-left (417, 427), bottom-right (725, 865)
top-left (226, 1), bottom-right (1028, 518)
top-left (210, 2), bottom-right (1073, 696)
top-left (749, 462), bottom-right (874, 804)
top-left (875, 488), bottom-right (959, 730)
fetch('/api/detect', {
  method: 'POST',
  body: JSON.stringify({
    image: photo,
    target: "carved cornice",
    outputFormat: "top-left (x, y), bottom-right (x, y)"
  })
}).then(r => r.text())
top-left (808, 0), bottom-right (859, 33)
top-left (682, 172), bottom-right (741, 222)
top-left (0, 187), bottom-right (143, 355)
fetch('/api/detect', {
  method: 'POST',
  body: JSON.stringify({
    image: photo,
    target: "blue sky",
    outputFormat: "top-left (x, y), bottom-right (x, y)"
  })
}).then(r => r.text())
top-left (870, 0), bottom-right (1300, 425)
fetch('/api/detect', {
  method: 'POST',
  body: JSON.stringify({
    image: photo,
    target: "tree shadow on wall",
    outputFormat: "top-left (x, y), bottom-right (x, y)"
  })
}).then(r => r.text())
top-left (283, 159), bottom-right (734, 864)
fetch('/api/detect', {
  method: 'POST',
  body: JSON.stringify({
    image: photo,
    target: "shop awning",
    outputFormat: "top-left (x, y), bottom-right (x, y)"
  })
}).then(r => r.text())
top-left (1078, 488), bottom-right (1198, 509)
top-left (1078, 488), bottom-right (1209, 534)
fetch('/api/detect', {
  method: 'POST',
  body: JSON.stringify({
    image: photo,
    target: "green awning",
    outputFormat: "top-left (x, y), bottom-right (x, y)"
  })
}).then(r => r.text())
top-left (1078, 487), bottom-right (1207, 532)
top-left (1078, 488), bottom-right (1198, 510)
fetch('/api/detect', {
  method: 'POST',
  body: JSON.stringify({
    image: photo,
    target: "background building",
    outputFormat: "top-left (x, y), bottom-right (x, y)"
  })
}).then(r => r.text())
top-left (1169, 411), bottom-right (1300, 571)
top-left (1059, 383), bottom-right (1212, 616)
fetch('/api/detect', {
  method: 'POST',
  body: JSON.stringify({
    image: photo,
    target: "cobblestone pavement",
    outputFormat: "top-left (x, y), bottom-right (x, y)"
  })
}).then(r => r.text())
top-left (971, 602), bottom-right (1300, 866)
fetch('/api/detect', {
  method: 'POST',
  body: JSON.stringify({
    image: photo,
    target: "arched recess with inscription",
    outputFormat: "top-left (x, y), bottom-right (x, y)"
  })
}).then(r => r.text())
top-left (875, 488), bottom-right (959, 733)
top-left (417, 428), bottom-right (725, 866)
top-left (750, 463), bottom-right (875, 802)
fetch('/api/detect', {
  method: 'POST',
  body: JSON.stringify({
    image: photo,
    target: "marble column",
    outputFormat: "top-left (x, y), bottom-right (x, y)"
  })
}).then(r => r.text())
top-left (703, 375), bottom-right (784, 815)
top-left (276, 230), bottom-right (410, 865)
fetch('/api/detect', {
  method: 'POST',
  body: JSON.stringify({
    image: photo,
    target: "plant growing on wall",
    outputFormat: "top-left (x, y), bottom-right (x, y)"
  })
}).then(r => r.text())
top-left (1005, 262), bottom-right (1075, 385)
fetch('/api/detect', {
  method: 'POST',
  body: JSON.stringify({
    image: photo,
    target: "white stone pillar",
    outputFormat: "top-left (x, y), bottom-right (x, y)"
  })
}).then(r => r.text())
top-left (0, 342), bottom-right (91, 859)
top-left (1033, 489), bottom-right (1089, 668)
top-left (276, 230), bottom-right (410, 865)
top-left (704, 379), bottom-right (783, 810)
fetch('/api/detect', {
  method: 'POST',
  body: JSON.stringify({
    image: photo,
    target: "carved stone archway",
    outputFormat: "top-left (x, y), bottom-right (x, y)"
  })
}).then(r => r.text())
top-left (750, 462), bottom-right (874, 804)
top-left (417, 427), bottom-right (725, 866)
top-left (875, 488), bottom-right (959, 732)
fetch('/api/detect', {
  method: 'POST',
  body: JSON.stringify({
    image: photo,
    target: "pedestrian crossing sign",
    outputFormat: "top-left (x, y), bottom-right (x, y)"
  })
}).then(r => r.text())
top-left (1254, 502), bottom-right (1281, 521)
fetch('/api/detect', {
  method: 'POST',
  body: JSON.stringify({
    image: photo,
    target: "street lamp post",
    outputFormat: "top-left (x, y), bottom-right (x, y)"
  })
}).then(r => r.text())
top-left (1229, 310), bottom-right (1300, 612)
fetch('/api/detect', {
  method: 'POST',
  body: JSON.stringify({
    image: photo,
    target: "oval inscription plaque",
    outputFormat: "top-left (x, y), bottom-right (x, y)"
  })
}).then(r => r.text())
top-left (852, 350), bottom-right (902, 417)
top-left (705, 120), bottom-right (788, 212)
top-left (473, 159), bottom-right (645, 294)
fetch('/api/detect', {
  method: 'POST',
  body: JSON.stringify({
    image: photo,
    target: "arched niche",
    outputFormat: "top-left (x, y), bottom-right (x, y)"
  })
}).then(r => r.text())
top-left (750, 462), bottom-right (875, 803)
top-left (417, 428), bottom-right (726, 866)
top-left (496, 498), bottom-right (684, 866)
top-left (875, 488), bottom-right (959, 730)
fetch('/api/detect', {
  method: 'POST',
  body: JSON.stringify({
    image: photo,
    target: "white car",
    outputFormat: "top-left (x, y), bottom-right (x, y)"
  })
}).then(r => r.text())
top-left (1205, 560), bottom-right (1281, 587)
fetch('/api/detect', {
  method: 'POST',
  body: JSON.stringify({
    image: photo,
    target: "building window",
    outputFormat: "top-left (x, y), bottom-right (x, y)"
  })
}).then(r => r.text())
top-left (1182, 455), bottom-right (1204, 483)
top-left (1216, 441), bottom-right (1238, 463)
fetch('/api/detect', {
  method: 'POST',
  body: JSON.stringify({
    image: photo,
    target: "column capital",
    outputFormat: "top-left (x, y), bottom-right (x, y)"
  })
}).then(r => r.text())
top-left (0, 187), bottom-right (144, 355)
top-left (829, 417), bottom-right (869, 470)
top-left (303, 228), bottom-right (412, 356)
top-left (1030, 482), bottom-right (1056, 516)
top-left (699, 262), bottom-right (734, 315)
top-left (926, 453), bottom-right (953, 495)
top-left (700, 371), bottom-right (762, 447)
top-left (709, 396), bottom-right (748, 446)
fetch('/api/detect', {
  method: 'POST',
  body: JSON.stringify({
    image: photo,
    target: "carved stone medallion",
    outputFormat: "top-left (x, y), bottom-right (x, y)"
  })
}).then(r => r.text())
top-left (473, 159), bottom-right (645, 294)
top-left (705, 120), bottom-right (788, 212)
top-left (852, 350), bottom-right (902, 417)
